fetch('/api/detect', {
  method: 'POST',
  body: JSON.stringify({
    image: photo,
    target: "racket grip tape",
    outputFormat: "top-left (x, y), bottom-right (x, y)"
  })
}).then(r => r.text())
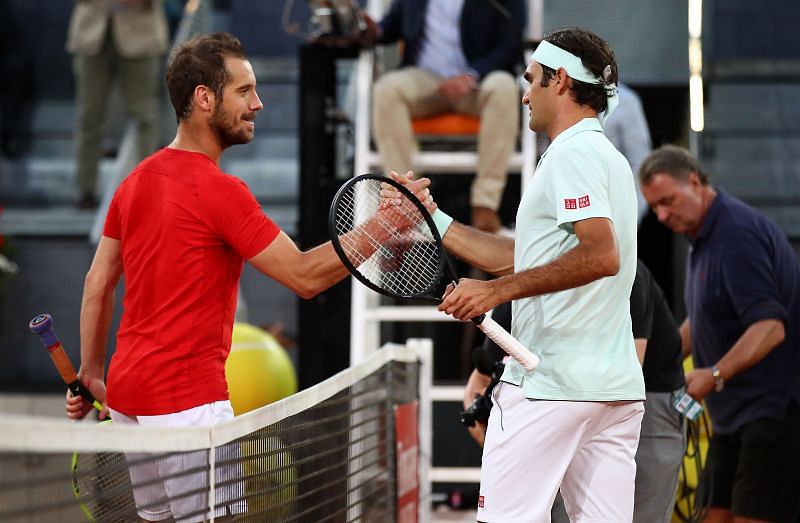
top-left (29, 314), bottom-right (103, 412)
top-left (473, 315), bottom-right (540, 372)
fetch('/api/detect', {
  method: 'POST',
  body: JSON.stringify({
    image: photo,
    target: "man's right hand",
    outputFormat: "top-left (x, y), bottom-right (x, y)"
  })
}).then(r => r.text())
top-left (65, 375), bottom-right (108, 421)
top-left (467, 421), bottom-right (487, 448)
top-left (387, 171), bottom-right (439, 216)
top-left (437, 74), bottom-right (477, 100)
top-left (360, 11), bottom-right (380, 45)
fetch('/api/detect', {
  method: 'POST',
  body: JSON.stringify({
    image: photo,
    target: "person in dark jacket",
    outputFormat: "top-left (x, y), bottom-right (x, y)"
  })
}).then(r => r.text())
top-left (365, 0), bottom-right (525, 232)
top-left (640, 144), bottom-right (800, 523)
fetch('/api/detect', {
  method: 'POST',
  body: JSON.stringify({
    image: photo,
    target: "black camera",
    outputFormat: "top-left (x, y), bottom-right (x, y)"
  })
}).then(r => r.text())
top-left (460, 392), bottom-right (493, 428)
top-left (459, 346), bottom-right (505, 428)
top-left (307, 0), bottom-right (365, 38)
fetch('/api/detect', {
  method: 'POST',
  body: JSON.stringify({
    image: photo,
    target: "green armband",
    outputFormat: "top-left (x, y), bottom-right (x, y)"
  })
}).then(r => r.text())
top-left (431, 209), bottom-right (454, 238)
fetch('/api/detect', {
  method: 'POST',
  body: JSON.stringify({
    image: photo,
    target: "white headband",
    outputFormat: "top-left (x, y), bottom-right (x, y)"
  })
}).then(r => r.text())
top-left (531, 40), bottom-right (619, 123)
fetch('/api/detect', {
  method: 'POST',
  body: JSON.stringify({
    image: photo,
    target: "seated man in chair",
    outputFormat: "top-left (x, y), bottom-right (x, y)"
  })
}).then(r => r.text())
top-left (363, 0), bottom-right (525, 232)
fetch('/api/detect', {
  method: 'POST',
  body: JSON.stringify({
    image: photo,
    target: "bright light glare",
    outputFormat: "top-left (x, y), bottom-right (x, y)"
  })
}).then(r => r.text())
top-left (689, 0), bottom-right (703, 38)
top-left (689, 39), bottom-right (703, 73)
top-left (690, 74), bottom-right (704, 132)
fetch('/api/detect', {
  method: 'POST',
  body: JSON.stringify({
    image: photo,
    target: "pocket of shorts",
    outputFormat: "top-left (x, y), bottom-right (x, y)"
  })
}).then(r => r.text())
top-left (210, 400), bottom-right (235, 424)
top-left (491, 382), bottom-right (505, 410)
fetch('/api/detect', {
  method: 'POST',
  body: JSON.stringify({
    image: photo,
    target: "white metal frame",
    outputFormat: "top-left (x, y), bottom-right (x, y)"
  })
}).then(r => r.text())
top-left (348, 0), bottom-right (544, 496)
top-left (349, 15), bottom-right (537, 366)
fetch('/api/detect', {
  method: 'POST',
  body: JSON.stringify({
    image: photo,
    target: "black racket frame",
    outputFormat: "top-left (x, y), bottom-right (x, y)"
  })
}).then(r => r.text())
top-left (328, 173), bottom-right (460, 303)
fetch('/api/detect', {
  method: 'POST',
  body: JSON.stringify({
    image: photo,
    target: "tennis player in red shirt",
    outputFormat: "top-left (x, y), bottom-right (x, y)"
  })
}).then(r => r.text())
top-left (65, 32), bottom-right (431, 522)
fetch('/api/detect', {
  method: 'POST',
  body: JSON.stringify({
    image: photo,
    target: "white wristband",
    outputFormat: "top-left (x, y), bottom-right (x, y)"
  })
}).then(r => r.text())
top-left (431, 209), bottom-right (454, 238)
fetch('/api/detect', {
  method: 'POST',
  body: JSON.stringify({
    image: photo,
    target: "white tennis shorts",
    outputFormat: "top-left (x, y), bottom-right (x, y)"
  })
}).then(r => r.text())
top-left (109, 401), bottom-right (247, 523)
top-left (477, 383), bottom-right (644, 523)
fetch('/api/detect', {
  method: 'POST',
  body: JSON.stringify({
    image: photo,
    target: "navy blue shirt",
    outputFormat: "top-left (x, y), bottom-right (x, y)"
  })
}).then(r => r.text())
top-left (686, 190), bottom-right (800, 434)
top-left (486, 260), bottom-right (684, 392)
top-left (378, 0), bottom-right (525, 79)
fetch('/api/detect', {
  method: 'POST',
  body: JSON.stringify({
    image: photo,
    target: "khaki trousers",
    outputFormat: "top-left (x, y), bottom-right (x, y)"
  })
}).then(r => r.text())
top-left (73, 32), bottom-right (160, 195)
top-left (372, 67), bottom-right (520, 211)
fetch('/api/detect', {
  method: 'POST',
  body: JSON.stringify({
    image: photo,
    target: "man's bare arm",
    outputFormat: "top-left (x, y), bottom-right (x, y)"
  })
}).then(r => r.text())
top-left (387, 170), bottom-right (515, 276)
top-left (679, 318), bottom-right (691, 357)
top-left (491, 217), bottom-right (619, 302)
top-left (634, 338), bottom-right (647, 366)
top-left (463, 369), bottom-right (492, 448)
top-left (68, 236), bottom-right (122, 419)
top-left (686, 318), bottom-right (785, 401)
top-left (249, 175), bottom-right (436, 298)
top-left (442, 220), bottom-right (515, 276)
top-left (717, 319), bottom-right (785, 379)
top-left (79, 236), bottom-right (123, 379)
top-left (249, 232), bottom-right (350, 299)
top-left (439, 217), bottom-right (619, 320)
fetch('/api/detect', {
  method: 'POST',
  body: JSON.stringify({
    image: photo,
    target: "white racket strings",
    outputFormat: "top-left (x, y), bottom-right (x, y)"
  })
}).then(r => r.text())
top-left (334, 179), bottom-right (442, 297)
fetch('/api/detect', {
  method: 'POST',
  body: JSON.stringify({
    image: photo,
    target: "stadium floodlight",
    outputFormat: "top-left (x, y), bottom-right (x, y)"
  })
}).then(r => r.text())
top-left (688, 0), bottom-right (704, 133)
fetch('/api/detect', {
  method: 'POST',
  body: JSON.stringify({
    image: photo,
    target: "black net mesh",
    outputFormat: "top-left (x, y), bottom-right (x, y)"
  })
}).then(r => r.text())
top-left (0, 359), bottom-right (420, 523)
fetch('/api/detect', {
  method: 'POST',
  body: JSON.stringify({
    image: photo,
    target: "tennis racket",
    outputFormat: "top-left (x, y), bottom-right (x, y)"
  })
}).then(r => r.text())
top-left (328, 174), bottom-right (540, 372)
top-left (29, 313), bottom-right (103, 412)
top-left (29, 314), bottom-right (136, 522)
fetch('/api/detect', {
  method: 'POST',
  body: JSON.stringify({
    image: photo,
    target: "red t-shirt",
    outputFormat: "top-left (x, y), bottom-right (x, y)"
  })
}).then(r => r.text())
top-left (103, 148), bottom-right (280, 415)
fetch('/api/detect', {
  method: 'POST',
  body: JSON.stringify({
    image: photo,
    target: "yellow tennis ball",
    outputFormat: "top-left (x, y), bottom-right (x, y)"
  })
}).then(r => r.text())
top-left (240, 435), bottom-right (297, 517)
top-left (226, 323), bottom-right (298, 415)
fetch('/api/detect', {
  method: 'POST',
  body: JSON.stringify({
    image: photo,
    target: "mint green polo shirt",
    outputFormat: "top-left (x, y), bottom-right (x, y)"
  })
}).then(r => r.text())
top-left (503, 118), bottom-right (645, 401)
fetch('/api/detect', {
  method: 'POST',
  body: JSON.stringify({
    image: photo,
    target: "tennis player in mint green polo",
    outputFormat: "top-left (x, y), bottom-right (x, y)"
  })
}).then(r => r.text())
top-left (504, 120), bottom-right (643, 403)
top-left (390, 27), bottom-right (645, 523)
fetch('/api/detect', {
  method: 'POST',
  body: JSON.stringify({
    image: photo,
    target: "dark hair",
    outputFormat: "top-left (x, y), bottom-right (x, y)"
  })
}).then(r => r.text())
top-left (539, 27), bottom-right (618, 113)
top-left (166, 32), bottom-right (246, 122)
top-left (638, 145), bottom-right (710, 185)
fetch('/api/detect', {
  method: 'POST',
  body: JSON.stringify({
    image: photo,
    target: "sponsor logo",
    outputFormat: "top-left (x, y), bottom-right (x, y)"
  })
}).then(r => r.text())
top-left (578, 194), bottom-right (590, 208)
top-left (478, 495), bottom-right (485, 508)
top-left (564, 198), bottom-right (577, 210)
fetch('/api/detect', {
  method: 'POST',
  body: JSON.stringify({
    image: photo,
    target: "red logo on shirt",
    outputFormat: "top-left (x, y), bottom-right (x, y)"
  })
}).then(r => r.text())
top-left (578, 195), bottom-right (590, 208)
top-left (478, 495), bottom-right (485, 508)
top-left (564, 198), bottom-right (577, 210)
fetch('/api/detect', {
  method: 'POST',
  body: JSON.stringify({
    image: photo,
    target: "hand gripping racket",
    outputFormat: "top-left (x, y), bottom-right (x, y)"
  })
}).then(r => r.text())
top-left (29, 314), bottom-right (136, 522)
top-left (328, 174), bottom-right (540, 372)
top-left (29, 313), bottom-right (103, 411)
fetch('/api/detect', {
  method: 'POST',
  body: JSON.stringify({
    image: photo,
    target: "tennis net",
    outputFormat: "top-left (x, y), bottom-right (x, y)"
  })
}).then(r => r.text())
top-left (0, 341), bottom-right (432, 523)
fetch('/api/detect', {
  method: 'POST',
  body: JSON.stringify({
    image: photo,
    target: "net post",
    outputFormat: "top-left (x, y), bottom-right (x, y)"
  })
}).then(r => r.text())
top-left (208, 445), bottom-right (216, 522)
top-left (348, 52), bottom-right (375, 366)
top-left (407, 338), bottom-right (433, 523)
top-left (350, 280), bottom-right (369, 363)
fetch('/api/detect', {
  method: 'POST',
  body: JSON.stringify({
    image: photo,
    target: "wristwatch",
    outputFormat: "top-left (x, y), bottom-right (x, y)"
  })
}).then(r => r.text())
top-left (710, 366), bottom-right (725, 392)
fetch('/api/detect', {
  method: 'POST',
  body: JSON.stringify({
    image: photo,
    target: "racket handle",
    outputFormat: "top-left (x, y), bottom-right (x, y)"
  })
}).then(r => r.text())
top-left (29, 314), bottom-right (103, 412)
top-left (472, 315), bottom-right (540, 373)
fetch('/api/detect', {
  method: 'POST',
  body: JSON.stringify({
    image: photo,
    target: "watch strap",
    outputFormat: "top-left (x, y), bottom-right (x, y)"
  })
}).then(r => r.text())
top-left (711, 366), bottom-right (725, 392)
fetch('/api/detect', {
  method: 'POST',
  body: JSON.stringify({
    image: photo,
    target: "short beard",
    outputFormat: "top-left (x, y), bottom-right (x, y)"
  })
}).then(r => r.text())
top-left (210, 105), bottom-right (252, 149)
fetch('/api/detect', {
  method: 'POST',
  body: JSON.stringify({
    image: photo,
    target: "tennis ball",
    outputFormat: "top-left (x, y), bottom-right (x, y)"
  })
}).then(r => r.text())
top-left (226, 323), bottom-right (298, 415)
top-left (240, 435), bottom-right (297, 518)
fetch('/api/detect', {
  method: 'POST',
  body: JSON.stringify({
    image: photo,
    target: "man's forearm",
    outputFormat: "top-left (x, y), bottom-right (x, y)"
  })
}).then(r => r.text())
top-left (297, 242), bottom-right (353, 298)
top-left (679, 318), bottom-right (691, 357)
top-left (464, 369), bottom-right (492, 409)
top-left (712, 319), bottom-right (785, 382)
top-left (443, 221), bottom-right (514, 276)
top-left (492, 239), bottom-right (619, 302)
top-left (79, 276), bottom-right (114, 377)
